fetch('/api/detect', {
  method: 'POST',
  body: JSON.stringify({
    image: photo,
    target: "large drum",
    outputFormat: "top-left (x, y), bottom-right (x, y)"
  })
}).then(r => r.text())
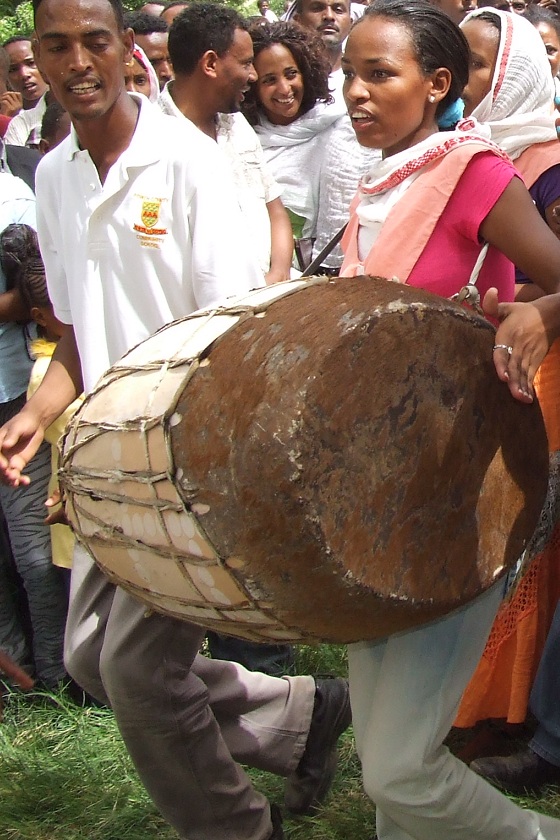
top-left (60, 276), bottom-right (549, 644)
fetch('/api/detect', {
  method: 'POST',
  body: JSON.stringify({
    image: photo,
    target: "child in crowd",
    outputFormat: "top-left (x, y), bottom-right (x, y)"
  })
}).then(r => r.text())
top-left (39, 102), bottom-right (71, 155)
top-left (1, 223), bottom-right (83, 594)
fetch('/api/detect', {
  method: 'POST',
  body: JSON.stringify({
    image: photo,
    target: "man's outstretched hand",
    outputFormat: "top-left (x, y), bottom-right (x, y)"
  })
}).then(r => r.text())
top-left (0, 408), bottom-right (45, 487)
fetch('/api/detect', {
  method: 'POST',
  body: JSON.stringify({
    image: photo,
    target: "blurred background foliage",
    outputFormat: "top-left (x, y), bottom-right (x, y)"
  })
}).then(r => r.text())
top-left (0, 1), bottom-right (33, 41)
top-left (0, 0), bottom-right (286, 42)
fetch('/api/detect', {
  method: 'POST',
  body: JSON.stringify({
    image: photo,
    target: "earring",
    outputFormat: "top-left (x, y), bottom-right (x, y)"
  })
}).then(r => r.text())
top-left (428, 95), bottom-right (436, 103)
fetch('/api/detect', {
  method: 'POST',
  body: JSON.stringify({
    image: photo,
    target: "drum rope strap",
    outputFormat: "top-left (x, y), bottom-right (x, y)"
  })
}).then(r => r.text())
top-left (449, 241), bottom-right (489, 317)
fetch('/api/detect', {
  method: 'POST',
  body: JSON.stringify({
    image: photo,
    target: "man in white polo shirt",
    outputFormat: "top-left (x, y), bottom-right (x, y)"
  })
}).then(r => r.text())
top-left (0, 0), bottom-right (351, 837)
top-left (160, 2), bottom-right (293, 287)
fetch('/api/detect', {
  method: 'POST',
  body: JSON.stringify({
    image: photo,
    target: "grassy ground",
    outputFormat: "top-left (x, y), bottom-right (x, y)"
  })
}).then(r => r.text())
top-left (0, 644), bottom-right (559, 840)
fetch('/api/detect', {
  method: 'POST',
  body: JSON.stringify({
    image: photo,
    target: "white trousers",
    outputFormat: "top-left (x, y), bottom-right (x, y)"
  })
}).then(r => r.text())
top-left (348, 584), bottom-right (560, 840)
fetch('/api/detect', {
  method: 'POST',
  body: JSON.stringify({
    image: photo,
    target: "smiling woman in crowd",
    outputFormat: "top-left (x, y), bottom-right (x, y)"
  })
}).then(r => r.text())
top-left (242, 20), bottom-right (345, 265)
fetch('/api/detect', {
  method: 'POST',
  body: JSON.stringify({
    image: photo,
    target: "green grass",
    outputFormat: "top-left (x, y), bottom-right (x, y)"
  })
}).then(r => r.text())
top-left (0, 644), bottom-right (559, 839)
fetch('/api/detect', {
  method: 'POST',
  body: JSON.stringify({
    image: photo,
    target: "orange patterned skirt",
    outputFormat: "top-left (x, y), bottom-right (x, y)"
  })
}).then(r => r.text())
top-left (455, 340), bottom-right (560, 727)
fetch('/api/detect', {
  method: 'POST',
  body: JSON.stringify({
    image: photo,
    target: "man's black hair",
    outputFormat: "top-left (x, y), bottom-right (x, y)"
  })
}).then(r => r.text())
top-left (41, 101), bottom-right (68, 143)
top-left (164, 0), bottom-right (190, 10)
top-left (124, 10), bottom-right (169, 33)
top-left (168, 2), bottom-right (247, 75)
top-left (3, 34), bottom-right (34, 47)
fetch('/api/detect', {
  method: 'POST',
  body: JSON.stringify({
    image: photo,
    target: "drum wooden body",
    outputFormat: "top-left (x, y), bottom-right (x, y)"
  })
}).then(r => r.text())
top-left (60, 277), bottom-right (549, 644)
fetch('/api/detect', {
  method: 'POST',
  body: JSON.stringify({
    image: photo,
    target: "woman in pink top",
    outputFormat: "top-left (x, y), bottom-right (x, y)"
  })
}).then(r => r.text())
top-left (339, 2), bottom-right (560, 839)
top-left (340, 3), bottom-right (560, 403)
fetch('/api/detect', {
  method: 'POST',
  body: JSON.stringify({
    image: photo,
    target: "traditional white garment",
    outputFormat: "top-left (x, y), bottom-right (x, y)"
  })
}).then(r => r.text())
top-left (313, 116), bottom-right (380, 268)
top-left (158, 84), bottom-right (279, 275)
top-left (463, 8), bottom-right (556, 159)
top-left (255, 103), bottom-right (345, 237)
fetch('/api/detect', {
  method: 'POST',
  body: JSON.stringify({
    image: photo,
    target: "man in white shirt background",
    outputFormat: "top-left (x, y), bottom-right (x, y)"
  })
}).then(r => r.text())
top-left (3, 36), bottom-right (50, 146)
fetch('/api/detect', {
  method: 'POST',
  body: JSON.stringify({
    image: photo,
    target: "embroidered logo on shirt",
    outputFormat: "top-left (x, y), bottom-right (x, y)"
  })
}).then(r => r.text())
top-left (141, 199), bottom-right (161, 228)
top-left (134, 197), bottom-right (168, 237)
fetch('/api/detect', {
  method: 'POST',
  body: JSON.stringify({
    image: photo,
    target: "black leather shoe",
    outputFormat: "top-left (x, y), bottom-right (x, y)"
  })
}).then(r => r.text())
top-left (470, 747), bottom-right (560, 794)
top-left (269, 804), bottom-right (283, 839)
top-left (284, 677), bottom-right (352, 816)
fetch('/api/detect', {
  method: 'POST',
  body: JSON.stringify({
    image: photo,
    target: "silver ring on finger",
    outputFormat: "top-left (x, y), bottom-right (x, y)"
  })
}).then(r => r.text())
top-left (493, 344), bottom-right (513, 357)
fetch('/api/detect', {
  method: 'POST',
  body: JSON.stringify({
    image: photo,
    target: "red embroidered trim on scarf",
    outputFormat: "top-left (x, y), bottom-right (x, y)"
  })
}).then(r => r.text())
top-left (493, 13), bottom-right (513, 103)
top-left (358, 133), bottom-right (508, 197)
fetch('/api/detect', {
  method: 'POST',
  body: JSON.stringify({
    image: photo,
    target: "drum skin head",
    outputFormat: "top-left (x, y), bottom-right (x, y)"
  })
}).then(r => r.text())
top-left (61, 277), bottom-right (549, 643)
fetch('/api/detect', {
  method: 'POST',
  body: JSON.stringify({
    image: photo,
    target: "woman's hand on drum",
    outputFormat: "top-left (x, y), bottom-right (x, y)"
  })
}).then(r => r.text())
top-left (0, 408), bottom-right (46, 487)
top-left (483, 288), bottom-right (560, 402)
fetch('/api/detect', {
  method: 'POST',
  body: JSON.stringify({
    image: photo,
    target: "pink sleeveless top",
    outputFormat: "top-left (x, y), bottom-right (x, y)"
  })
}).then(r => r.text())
top-left (341, 145), bottom-right (517, 303)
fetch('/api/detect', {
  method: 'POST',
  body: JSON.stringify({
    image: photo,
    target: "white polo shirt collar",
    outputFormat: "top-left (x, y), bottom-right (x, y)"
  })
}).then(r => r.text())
top-left (66, 93), bottom-right (162, 170)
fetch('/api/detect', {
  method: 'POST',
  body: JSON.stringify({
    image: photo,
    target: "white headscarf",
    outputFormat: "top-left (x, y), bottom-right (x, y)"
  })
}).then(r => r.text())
top-left (132, 44), bottom-right (160, 104)
top-left (461, 8), bottom-right (556, 159)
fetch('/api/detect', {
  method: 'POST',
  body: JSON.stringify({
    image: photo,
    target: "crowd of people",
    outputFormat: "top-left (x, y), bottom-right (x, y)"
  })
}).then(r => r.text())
top-left (1, 0), bottom-right (560, 837)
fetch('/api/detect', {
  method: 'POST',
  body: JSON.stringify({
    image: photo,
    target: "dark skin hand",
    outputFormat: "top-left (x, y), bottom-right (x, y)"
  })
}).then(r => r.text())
top-left (44, 486), bottom-right (69, 526)
top-left (0, 324), bottom-right (83, 486)
top-left (0, 91), bottom-right (23, 117)
top-left (478, 175), bottom-right (560, 401)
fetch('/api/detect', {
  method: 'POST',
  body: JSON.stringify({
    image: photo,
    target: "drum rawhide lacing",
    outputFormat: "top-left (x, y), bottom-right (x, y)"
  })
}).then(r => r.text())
top-left (60, 276), bottom-right (549, 644)
top-left (61, 278), bottom-right (329, 643)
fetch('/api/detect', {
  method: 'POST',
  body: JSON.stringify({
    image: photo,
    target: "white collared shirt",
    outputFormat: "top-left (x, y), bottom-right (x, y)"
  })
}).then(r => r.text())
top-left (158, 83), bottom-right (280, 275)
top-left (36, 95), bottom-right (263, 392)
top-left (5, 94), bottom-right (48, 147)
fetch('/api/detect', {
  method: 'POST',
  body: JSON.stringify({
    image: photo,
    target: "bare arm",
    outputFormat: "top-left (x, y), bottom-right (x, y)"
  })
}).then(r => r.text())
top-left (0, 324), bottom-right (83, 486)
top-left (514, 283), bottom-right (545, 303)
top-left (265, 197), bottom-right (293, 286)
top-left (479, 177), bottom-right (560, 401)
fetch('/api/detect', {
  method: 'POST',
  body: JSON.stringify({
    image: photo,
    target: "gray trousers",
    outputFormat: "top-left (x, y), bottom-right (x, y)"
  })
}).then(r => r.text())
top-left (348, 584), bottom-right (560, 840)
top-left (65, 543), bottom-right (315, 840)
top-left (0, 393), bottom-right (67, 686)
